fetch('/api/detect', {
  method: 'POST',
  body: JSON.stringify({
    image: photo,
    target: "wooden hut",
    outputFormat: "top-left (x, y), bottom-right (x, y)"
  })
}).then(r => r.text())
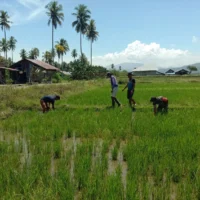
top-left (11, 59), bottom-right (59, 84)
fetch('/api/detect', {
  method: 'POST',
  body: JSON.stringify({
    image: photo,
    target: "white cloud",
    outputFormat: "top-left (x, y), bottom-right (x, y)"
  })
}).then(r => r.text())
top-left (93, 40), bottom-right (200, 68)
top-left (27, 6), bottom-right (46, 21)
top-left (3, 0), bottom-right (51, 25)
top-left (192, 36), bottom-right (199, 43)
top-left (17, 0), bottom-right (41, 9)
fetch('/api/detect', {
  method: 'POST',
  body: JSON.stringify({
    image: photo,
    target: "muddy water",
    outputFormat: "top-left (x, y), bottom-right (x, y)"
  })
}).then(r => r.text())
top-left (20, 137), bottom-right (32, 170)
top-left (170, 182), bottom-right (177, 200)
top-left (0, 131), bottom-right (32, 170)
top-left (50, 133), bottom-right (81, 177)
top-left (147, 166), bottom-right (154, 200)
top-left (107, 140), bottom-right (128, 198)
top-left (108, 142), bottom-right (117, 174)
top-left (50, 156), bottom-right (57, 176)
top-left (1, 131), bottom-right (129, 199)
top-left (91, 139), bottom-right (103, 171)
top-left (118, 141), bottom-right (128, 193)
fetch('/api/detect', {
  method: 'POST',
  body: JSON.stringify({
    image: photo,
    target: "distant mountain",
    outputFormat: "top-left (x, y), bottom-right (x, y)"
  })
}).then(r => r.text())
top-left (107, 62), bottom-right (143, 71)
top-left (111, 62), bottom-right (200, 74)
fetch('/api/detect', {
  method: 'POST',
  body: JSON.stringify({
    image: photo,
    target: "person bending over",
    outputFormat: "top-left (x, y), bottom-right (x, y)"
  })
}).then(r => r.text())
top-left (40, 95), bottom-right (60, 113)
top-left (107, 72), bottom-right (121, 108)
top-left (150, 96), bottom-right (168, 115)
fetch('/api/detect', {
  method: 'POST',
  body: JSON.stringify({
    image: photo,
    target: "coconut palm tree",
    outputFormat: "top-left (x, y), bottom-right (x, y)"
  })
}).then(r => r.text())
top-left (72, 4), bottom-right (91, 56)
top-left (56, 38), bottom-right (69, 63)
top-left (29, 48), bottom-right (39, 59)
top-left (86, 19), bottom-right (99, 66)
top-left (55, 44), bottom-right (64, 63)
top-left (0, 11), bottom-right (12, 60)
top-left (45, 1), bottom-right (64, 62)
top-left (42, 51), bottom-right (53, 64)
top-left (20, 49), bottom-right (27, 60)
top-left (0, 38), bottom-right (9, 58)
top-left (8, 36), bottom-right (17, 63)
top-left (71, 49), bottom-right (78, 60)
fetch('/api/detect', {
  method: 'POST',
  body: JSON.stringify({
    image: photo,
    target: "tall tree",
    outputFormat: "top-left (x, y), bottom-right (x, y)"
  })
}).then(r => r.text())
top-left (56, 38), bottom-right (69, 63)
top-left (187, 66), bottom-right (198, 74)
top-left (71, 49), bottom-right (78, 60)
top-left (55, 44), bottom-right (64, 63)
top-left (86, 19), bottom-right (99, 66)
top-left (29, 48), bottom-right (39, 59)
top-left (20, 49), bottom-right (27, 60)
top-left (0, 38), bottom-right (9, 58)
top-left (45, 1), bottom-right (64, 62)
top-left (0, 11), bottom-right (12, 60)
top-left (8, 36), bottom-right (17, 63)
top-left (42, 51), bottom-right (53, 64)
top-left (72, 4), bottom-right (91, 56)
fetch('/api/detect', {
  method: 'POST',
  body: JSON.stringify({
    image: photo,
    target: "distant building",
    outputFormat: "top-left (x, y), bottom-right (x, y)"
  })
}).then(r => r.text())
top-left (11, 59), bottom-right (59, 84)
top-left (132, 68), bottom-right (164, 76)
top-left (165, 69), bottom-right (175, 75)
top-left (175, 69), bottom-right (189, 75)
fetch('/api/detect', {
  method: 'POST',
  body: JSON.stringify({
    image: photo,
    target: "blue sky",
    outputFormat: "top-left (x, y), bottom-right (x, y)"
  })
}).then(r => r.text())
top-left (1, 0), bottom-right (200, 68)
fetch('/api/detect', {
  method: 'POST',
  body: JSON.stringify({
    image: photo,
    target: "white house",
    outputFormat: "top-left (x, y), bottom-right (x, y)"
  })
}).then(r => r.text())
top-left (132, 67), bottom-right (164, 76)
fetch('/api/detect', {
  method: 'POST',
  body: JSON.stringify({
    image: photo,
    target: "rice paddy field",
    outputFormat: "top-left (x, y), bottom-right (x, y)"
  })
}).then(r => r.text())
top-left (0, 76), bottom-right (200, 199)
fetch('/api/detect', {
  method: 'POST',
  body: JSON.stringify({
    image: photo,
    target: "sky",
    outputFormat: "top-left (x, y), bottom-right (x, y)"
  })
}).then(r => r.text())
top-left (1, 0), bottom-right (200, 69)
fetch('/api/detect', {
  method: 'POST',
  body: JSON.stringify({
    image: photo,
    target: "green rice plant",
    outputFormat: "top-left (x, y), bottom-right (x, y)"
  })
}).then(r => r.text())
top-left (116, 138), bottom-right (120, 149)
top-left (67, 128), bottom-right (72, 138)
top-left (101, 167), bottom-right (124, 199)
top-left (53, 142), bottom-right (61, 159)
top-left (74, 142), bottom-right (93, 191)
top-left (122, 146), bottom-right (128, 162)
top-left (112, 146), bottom-right (118, 161)
top-left (0, 77), bottom-right (200, 198)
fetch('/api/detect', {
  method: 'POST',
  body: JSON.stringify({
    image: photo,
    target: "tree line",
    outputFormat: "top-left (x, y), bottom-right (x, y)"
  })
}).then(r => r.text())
top-left (0, 1), bottom-right (102, 79)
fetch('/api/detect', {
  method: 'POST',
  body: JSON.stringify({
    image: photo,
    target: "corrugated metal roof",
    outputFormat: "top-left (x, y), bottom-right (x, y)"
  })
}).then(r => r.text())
top-left (0, 66), bottom-right (18, 71)
top-left (26, 59), bottom-right (59, 71)
top-left (11, 59), bottom-right (59, 71)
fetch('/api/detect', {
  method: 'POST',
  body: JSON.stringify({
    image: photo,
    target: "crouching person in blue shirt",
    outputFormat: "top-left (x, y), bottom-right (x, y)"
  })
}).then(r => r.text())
top-left (107, 72), bottom-right (121, 108)
top-left (40, 95), bottom-right (60, 113)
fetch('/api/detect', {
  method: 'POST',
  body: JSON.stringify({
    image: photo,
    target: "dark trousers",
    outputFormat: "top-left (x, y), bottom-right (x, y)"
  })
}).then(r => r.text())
top-left (157, 102), bottom-right (168, 113)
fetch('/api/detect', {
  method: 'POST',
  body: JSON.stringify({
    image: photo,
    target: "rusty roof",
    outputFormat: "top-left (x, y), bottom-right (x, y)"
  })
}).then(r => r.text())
top-left (11, 59), bottom-right (60, 71)
top-left (26, 59), bottom-right (59, 71)
top-left (0, 66), bottom-right (18, 71)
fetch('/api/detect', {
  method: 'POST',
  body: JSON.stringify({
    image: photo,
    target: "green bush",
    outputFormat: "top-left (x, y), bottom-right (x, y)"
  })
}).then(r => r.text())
top-left (52, 72), bottom-right (62, 83)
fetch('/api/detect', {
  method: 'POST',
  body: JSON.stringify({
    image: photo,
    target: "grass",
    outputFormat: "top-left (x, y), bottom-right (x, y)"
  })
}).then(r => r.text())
top-left (0, 76), bottom-right (200, 199)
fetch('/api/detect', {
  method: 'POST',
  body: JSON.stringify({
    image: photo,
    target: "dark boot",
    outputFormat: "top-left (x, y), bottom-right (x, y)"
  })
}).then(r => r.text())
top-left (114, 98), bottom-right (121, 107)
top-left (111, 97), bottom-right (115, 108)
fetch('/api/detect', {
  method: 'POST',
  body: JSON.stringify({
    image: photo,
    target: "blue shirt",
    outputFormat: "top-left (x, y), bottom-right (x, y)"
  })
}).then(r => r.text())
top-left (41, 95), bottom-right (57, 103)
top-left (128, 78), bottom-right (135, 90)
